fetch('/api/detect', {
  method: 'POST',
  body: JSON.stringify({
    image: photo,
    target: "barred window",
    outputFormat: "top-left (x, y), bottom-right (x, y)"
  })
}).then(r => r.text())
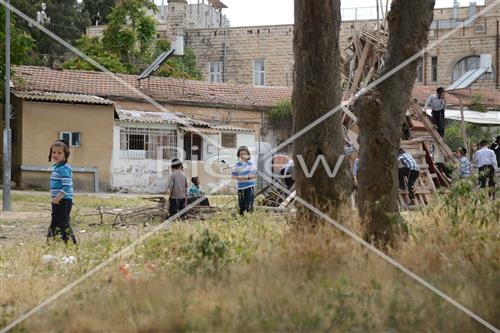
top-left (120, 127), bottom-right (177, 159)
top-left (221, 132), bottom-right (236, 148)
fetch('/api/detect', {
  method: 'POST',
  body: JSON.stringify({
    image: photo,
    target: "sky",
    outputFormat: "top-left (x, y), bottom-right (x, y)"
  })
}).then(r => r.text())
top-left (154, 0), bottom-right (486, 27)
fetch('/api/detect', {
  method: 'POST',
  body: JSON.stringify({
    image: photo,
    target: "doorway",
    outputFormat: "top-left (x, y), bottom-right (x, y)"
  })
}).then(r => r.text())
top-left (183, 132), bottom-right (203, 160)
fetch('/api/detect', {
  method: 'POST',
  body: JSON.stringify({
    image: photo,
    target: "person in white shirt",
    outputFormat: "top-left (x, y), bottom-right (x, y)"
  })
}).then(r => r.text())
top-left (473, 140), bottom-right (498, 199)
top-left (424, 87), bottom-right (446, 137)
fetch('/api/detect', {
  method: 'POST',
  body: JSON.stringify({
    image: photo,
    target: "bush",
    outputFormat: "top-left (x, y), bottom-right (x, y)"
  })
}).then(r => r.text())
top-left (179, 228), bottom-right (228, 275)
top-left (469, 93), bottom-right (487, 112)
top-left (269, 100), bottom-right (293, 125)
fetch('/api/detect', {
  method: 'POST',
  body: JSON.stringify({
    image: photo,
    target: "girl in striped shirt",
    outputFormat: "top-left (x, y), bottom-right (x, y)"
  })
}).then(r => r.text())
top-left (47, 140), bottom-right (77, 244)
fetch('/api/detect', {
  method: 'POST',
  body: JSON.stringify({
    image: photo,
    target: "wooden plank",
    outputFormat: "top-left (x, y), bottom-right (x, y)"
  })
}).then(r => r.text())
top-left (349, 42), bottom-right (373, 97)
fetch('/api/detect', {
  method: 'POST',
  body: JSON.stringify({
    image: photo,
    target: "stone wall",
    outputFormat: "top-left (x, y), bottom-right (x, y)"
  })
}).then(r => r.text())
top-left (86, 2), bottom-right (499, 90)
top-left (186, 3), bottom-right (499, 90)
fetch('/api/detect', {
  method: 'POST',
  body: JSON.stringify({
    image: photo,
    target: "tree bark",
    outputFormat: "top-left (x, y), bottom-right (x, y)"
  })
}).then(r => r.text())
top-left (293, 0), bottom-right (351, 226)
top-left (356, 0), bottom-right (435, 244)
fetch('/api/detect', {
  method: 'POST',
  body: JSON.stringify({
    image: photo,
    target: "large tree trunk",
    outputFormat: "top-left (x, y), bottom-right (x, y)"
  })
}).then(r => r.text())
top-left (293, 0), bottom-right (351, 226)
top-left (356, 0), bottom-right (434, 244)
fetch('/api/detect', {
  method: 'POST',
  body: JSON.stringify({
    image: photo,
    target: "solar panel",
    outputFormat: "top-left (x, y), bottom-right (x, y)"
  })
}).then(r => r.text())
top-left (138, 49), bottom-right (175, 80)
top-left (446, 67), bottom-right (488, 91)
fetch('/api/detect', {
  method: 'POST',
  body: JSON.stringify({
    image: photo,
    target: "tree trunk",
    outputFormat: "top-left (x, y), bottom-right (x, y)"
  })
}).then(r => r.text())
top-left (356, 0), bottom-right (434, 244)
top-left (293, 0), bottom-right (351, 226)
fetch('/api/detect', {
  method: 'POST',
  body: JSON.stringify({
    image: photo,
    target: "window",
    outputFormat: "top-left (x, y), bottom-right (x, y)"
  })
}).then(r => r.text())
top-left (221, 133), bottom-right (236, 148)
top-left (59, 132), bottom-right (80, 147)
top-left (120, 127), bottom-right (177, 160)
top-left (209, 62), bottom-right (221, 82)
top-left (416, 59), bottom-right (423, 83)
top-left (452, 55), bottom-right (495, 81)
top-left (254, 59), bottom-right (265, 86)
top-left (431, 56), bottom-right (438, 82)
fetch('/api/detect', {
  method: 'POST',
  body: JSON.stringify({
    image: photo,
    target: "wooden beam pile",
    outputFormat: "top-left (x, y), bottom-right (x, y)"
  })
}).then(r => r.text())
top-left (342, 24), bottom-right (388, 102)
top-left (341, 24), bottom-right (458, 208)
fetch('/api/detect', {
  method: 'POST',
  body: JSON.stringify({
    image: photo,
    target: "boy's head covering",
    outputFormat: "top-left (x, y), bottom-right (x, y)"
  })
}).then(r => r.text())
top-left (171, 158), bottom-right (183, 168)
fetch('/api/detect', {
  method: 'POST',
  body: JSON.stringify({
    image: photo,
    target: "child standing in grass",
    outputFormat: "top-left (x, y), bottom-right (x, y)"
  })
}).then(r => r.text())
top-left (232, 146), bottom-right (257, 215)
top-left (47, 140), bottom-right (77, 244)
top-left (167, 158), bottom-right (188, 218)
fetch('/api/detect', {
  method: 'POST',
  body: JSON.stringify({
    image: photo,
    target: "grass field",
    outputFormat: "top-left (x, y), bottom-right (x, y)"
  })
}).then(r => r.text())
top-left (0, 185), bottom-right (499, 332)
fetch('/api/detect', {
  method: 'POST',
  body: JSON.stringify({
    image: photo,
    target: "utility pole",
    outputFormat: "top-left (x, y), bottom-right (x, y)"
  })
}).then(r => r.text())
top-left (3, 0), bottom-right (11, 211)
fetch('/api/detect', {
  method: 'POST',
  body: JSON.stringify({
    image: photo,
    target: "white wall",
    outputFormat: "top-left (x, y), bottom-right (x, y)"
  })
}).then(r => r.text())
top-left (110, 122), bottom-right (180, 193)
top-left (110, 125), bottom-right (265, 193)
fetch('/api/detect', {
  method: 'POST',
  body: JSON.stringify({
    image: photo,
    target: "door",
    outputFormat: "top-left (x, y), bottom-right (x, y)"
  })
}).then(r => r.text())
top-left (183, 132), bottom-right (203, 160)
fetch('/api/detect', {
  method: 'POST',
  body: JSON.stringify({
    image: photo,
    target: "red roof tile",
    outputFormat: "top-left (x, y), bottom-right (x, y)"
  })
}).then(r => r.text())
top-left (12, 66), bottom-right (293, 110)
top-left (13, 90), bottom-right (114, 105)
top-left (12, 66), bottom-right (499, 110)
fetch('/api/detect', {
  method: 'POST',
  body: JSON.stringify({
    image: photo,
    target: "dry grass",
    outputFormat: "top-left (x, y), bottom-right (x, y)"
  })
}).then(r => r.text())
top-left (1, 183), bottom-right (499, 332)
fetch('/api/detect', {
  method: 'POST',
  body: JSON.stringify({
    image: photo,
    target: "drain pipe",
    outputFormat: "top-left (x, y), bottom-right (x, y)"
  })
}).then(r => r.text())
top-left (496, 20), bottom-right (499, 89)
top-left (20, 165), bottom-right (100, 192)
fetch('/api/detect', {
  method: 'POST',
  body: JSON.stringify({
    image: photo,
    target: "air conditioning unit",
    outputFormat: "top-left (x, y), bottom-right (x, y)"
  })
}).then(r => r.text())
top-left (474, 23), bottom-right (486, 34)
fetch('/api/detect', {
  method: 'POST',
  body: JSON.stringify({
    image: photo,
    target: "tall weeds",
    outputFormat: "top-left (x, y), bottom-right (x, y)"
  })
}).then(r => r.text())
top-left (1, 184), bottom-right (498, 332)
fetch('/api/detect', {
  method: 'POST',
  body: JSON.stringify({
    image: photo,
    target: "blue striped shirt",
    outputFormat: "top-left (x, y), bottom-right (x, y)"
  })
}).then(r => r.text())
top-left (459, 156), bottom-right (472, 178)
top-left (50, 163), bottom-right (73, 199)
top-left (232, 160), bottom-right (257, 190)
top-left (398, 153), bottom-right (420, 171)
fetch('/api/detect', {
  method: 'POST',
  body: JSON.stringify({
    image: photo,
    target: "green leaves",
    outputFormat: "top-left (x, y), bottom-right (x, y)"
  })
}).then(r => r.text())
top-left (0, 7), bottom-right (34, 101)
top-left (62, 36), bottom-right (127, 73)
top-left (64, 0), bottom-right (201, 80)
top-left (269, 100), bottom-right (293, 125)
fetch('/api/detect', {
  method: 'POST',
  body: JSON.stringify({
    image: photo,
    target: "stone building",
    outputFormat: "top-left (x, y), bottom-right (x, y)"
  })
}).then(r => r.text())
top-left (88, 0), bottom-right (500, 90)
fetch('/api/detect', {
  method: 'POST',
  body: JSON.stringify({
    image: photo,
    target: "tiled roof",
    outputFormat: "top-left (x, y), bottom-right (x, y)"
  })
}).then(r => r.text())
top-left (116, 108), bottom-right (254, 132)
top-left (12, 90), bottom-right (114, 105)
top-left (12, 66), bottom-right (499, 110)
top-left (116, 108), bottom-right (201, 125)
top-left (12, 66), bottom-right (292, 110)
top-left (211, 125), bottom-right (254, 132)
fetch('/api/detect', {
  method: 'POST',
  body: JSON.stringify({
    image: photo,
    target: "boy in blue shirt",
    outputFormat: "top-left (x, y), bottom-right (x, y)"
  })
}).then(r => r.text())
top-left (232, 146), bottom-right (257, 215)
top-left (48, 140), bottom-right (77, 244)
